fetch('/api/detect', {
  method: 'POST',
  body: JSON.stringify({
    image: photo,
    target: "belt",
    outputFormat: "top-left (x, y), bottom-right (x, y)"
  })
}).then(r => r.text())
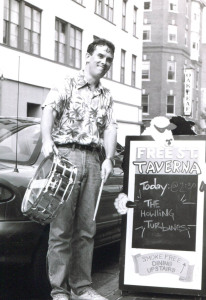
top-left (57, 143), bottom-right (100, 152)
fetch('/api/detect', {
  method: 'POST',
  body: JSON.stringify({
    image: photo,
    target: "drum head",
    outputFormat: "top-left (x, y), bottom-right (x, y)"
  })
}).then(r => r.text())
top-left (21, 155), bottom-right (53, 213)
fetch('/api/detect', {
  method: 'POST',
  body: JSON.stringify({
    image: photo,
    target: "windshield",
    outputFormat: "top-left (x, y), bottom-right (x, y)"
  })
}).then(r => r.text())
top-left (0, 120), bottom-right (41, 164)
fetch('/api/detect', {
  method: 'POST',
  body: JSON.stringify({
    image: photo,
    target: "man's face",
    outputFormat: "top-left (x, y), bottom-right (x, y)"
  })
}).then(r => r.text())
top-left (86, 45), bottom-right (114, 79)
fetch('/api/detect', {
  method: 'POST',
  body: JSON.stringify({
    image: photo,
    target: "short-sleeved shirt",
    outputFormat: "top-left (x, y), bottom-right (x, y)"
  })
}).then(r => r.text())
top-left (42, 70), bottom-right (117, 147)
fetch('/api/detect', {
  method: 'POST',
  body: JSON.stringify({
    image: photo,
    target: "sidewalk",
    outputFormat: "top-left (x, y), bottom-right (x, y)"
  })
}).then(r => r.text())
top-left (107, 288), bottom-right (205, 300)
top-left (94, 273), bottom-right (205, 300)
top-left (91, 244), bottom-right (205, 300)
top-left (108, 289), bottom-right (205, 300)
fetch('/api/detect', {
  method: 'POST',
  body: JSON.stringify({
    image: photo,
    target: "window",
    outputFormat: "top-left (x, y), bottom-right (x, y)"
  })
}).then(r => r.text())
top-left (0, 124), bottom-right (40, 163)
top-left (185, 30), bottom-right (188, 46)
top-left (122, 0), bottom-right (127, 30)
top-left (167, 61), bottom-right (176, 81)
top-left (144, 1), bottom-right (152, 10)
top-left (3, 0), bottom-right (41, 55)
top-left (192, 41), bottom-right (199, 50)
top-left (55, 19), bottom-right (66, 64)
top-left (131, 55), bottom-right (136, 87)
top-left (142, 61), bottom-right (150, 80)
top-left (55, 19), bottom-right (82, 68)
top-left (186, 0), bottom-right (189, 17)
top-left (24, 5), bottom-right (41, 54)
top-left (69, 26), bottom-right (82, 68)
top-left (120, 50), bottom-right (126, 83)
top-left (95, 0), bottom-right (114, 22)
top-left (133, 6), bottom-right (137, 36)
top-left (142, 94), bottom-right (149, 114)
top-left (169, 0), bottom-right (178, 12)
top-left (168, 25), bottom-right (177, 42)
top-left (143, 25), bottom-right (151, 41)
top-left (96, 0), bottom-right (103, 16)
top-left (3, 0), bottom-right (20, 47)
top-left (27, 103), bottom-right (41, 117)
top-left (167, 95), bottom-right (175, 114)
top-left (195, 98), bottom-right (198, 118)
top-left (196, 70), bottom-right (199, 89)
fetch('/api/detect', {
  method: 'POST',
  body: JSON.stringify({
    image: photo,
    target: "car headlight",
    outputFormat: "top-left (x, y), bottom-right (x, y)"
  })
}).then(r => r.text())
top-left (0, 184), bottom-right (14, 202)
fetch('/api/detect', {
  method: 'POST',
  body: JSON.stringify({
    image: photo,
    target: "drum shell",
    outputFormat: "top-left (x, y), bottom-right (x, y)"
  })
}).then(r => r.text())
top-left (21, 155), bottom-right (77, 225)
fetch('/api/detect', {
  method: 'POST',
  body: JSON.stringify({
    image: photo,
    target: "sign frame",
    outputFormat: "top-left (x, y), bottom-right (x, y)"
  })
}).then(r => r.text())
top-left (119, 135), bottom-right (206, 297)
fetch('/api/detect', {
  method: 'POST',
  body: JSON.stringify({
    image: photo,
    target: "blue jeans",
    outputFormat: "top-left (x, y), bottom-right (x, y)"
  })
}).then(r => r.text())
top-left (47, 147), bottom-right (101, 298)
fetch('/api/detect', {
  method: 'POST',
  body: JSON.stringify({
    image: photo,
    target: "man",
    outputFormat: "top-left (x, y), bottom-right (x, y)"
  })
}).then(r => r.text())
top-left (41, 38), bottom-right (117, 300)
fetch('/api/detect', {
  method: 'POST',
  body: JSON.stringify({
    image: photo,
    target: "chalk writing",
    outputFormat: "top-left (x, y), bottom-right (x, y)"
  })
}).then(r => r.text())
top-left (132, 174), bottom-right (197, 251)
top-left (140, 178), bottom-right (168, 196)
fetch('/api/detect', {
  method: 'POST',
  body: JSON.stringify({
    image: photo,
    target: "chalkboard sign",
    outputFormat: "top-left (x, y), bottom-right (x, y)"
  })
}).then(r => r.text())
top-left (119, 136), bottom-right (206, 297)
top-left (132, 174), bottom-right (198, 251)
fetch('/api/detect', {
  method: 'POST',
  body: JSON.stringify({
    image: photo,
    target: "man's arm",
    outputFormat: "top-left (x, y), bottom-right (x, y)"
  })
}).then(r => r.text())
top-left (101, 125), bottom-right (117, 183)
top-left (41, 106), bottom-right (58, 157)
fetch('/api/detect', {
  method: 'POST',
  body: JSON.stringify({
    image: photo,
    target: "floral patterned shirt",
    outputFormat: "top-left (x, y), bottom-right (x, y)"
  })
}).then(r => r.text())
top-left (42, 70), bottom-right (117, 147)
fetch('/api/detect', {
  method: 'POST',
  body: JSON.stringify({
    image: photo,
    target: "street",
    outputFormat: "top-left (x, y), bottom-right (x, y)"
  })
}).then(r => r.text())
top-left (0, 243), bottom-right (120, 300)
top-left (0, 242), bottom-right (205, 300)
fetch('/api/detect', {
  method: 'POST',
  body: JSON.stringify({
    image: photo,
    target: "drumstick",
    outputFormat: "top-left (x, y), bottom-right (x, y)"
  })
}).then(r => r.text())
top-left (93, 179), bottom-right (104, 221)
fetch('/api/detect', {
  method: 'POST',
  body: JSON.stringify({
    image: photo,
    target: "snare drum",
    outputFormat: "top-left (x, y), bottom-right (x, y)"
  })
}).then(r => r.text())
top-left (21, 155), bottom-right (77, 225)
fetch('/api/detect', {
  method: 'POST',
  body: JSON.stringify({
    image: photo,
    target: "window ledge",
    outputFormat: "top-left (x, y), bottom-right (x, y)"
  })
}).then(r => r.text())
top-left (71, 0), bottom-right (86, 8)
top-left (94, 13), bottom-right (116, 26)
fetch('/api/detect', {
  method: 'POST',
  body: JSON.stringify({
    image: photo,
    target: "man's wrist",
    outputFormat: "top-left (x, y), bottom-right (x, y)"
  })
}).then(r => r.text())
top-left (106, 157), bottom-right (113, 161)
top-left (105, 157), bottom-right (114, 166)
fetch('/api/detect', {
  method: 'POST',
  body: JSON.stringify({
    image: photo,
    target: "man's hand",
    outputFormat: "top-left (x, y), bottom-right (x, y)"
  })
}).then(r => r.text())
top-left (101, 158), bottom-right (113, 183)
top-left (41, 139), bottom-right (58, 157)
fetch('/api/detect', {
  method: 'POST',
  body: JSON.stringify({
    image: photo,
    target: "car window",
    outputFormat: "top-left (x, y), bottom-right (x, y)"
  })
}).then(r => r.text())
top-left (0, 124), bottom-right (40, 163)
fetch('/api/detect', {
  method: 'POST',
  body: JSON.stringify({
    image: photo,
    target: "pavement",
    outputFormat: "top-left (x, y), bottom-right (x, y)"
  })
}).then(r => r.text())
top-left (0, 242), bottom-right (205, 300)
top-left (95, 275), bottom-right (205, 300)
top-left (91, 244), bottom-right (205, 300)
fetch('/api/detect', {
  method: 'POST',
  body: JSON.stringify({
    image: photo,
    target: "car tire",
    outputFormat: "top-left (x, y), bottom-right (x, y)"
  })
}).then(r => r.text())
top-left (30, 228), bottom-right (51, 299)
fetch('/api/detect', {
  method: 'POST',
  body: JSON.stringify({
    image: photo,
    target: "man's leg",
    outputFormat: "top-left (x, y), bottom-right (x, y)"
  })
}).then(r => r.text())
top-left (69, 150), bottom-right (101, 293)
top-left (47, 148), bottom-right (83, 299)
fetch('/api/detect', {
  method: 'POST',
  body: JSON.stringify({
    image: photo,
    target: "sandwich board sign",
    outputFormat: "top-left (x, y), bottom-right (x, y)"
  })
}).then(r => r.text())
top-left (119, 135), bottom-right (206, 297)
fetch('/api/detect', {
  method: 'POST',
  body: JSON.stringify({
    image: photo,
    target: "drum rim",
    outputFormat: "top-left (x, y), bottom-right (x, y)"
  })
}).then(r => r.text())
top-left (21, 154), bottom-right (77, 224)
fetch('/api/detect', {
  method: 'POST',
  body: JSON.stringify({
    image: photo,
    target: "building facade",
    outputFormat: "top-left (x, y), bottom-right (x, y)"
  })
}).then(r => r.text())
top-left (200, 7), bottom-right (206, 132)
top-left (0, 0), bottom-right (143, 146)
top-left (142, 0), bottom-right (206, 132)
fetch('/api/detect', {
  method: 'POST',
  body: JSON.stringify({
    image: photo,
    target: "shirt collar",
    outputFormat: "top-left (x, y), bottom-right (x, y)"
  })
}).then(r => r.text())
top-left (76, 70), bottom-right (104, 94)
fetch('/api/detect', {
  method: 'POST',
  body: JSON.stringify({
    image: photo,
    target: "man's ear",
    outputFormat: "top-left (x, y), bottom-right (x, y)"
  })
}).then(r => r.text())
top-left (85, 52), bottom-right (91, 63)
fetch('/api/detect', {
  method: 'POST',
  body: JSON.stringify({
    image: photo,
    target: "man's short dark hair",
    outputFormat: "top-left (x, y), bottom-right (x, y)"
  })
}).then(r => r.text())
top-left (87, 38), bottom-right (115, 55)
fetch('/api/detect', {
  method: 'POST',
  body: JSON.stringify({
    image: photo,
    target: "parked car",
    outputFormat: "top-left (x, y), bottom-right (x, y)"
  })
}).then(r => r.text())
top-left (0, 116), bottom-right (124, 294)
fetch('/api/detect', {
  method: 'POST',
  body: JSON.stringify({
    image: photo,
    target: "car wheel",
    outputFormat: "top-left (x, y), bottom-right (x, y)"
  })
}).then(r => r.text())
top-left (30, 229), bottom-right (51, 298)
